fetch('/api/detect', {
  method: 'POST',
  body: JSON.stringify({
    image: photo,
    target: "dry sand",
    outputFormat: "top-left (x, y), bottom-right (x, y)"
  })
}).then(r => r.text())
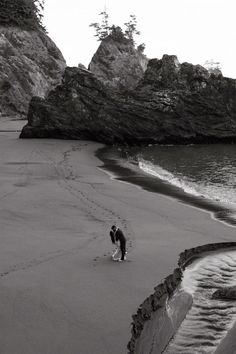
top-left (0, 119), bottom-right (236, 354)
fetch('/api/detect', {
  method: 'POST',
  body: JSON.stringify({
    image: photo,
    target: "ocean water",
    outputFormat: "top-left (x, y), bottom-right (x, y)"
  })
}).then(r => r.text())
top-left (98, 144), bottom-right (236, 225)
top-left (134, 144), bottom-right (236, 223)
top-left (136, 144), bottom-right (236, 206)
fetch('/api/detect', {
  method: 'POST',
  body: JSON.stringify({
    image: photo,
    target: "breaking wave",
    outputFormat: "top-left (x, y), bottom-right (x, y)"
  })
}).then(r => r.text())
top-left (138, 158), bottom-right (236, 209)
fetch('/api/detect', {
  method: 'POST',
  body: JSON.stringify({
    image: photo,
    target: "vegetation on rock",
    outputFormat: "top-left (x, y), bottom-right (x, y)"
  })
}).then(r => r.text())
top-left (0, 0), bottom-right (46, 31)
top-left (203, 59), bottom-right (222, 76)
top-left (90, 11), bottom-right (143, 47)
top-left (123, 14), bottom-right (140, 45)
top-left (89, 11), bottom-right (110, 41)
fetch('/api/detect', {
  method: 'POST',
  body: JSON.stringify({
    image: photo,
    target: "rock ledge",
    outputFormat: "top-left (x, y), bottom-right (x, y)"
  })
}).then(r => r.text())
top-left (128, 242), bottom-right (236, 353)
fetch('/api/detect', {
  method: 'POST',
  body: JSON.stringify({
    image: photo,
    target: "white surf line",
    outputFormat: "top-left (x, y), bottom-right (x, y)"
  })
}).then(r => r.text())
top-left (98, 165), bottom-right (236, 230)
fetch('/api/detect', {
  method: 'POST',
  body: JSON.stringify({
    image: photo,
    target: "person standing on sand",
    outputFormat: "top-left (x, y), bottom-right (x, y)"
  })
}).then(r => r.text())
top-left (110, 227), bottom-right (120, 260)
top-left (110, 225), bottom-right (127, 261)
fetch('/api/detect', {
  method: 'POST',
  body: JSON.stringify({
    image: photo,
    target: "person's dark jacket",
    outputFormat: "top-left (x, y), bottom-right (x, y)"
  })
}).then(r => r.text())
top-left (115, 228), bottom-right (126, 245)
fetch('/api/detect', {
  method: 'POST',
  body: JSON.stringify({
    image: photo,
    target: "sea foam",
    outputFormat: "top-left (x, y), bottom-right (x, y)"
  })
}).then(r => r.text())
top-left (138, 158), bottom-right (236, 209)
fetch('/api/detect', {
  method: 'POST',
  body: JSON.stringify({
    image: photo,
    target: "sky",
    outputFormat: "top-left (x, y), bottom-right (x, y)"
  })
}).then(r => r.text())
top-left (44, 0), bottom-right (236, 78)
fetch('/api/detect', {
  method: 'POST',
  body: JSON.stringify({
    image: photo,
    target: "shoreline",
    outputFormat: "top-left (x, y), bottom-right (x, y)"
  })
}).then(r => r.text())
top-left (1, 121), bottom-right (236, 354)
top-left (95, 145), bottom-right (236, 352)
top-left (96, 145), bottom-right (236, 228)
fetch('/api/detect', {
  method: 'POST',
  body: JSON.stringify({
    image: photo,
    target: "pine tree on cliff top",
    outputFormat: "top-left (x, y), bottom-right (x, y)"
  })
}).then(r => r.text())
top-left (124, 14), bottom-right (140, 45)
top-left (0, 0), bottom-right (46, 31)
top-left (89, 11), bottom-right (110, 40)
top-left (90, 12), bottom-right (143, 48)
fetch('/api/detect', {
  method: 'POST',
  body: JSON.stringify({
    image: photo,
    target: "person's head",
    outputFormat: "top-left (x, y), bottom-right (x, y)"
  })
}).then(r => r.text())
top-left (111, 225), bottom-right (117, 232)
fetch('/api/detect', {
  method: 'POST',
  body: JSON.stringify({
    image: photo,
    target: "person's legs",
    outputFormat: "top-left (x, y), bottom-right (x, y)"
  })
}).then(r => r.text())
top-left (120, 241), bottom-right (126, 260)
top-left (112, 246), bottom-right (121, 261)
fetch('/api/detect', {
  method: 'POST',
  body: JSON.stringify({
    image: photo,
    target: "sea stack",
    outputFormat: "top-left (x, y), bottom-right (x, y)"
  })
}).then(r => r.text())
top-left (19, 13), bottom-right (236, 145)
top-left (20, 51), bottom-right (236, 144)
top-left (88, 26), bottom-right (148, 91)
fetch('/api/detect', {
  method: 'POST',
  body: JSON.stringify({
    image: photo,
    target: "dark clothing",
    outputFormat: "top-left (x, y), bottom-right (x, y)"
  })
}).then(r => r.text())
top-left (110, 230), bottom-right (116, 244)
top-left (114, 228), bottom-right (126, 260)
top-left (120, 242), bottom-right (126, 261)
top-left (114, 228), bottom-right (126, 244)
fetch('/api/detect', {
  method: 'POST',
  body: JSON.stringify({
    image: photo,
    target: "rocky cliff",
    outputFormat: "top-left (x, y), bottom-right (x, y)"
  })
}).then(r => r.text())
top-left (20, 53), bottom-right (236, 144)
top-left (0, 27), bottom-right (66, 117)
top-left (88, 28), bottom-right (148, 91)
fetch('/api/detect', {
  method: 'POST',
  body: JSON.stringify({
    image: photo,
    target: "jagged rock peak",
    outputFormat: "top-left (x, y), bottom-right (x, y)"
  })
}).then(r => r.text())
top-left (139, 54), bottom-right (211, 91)
top-left (88, 26), bottom-right (148, 91)
top-left (0, 26), bottom-right (66, 118)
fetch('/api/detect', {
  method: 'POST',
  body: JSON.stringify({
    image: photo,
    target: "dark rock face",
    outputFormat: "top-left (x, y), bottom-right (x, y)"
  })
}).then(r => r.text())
top-left (0, 0), bottom-right (44, 31)
top-left (88, 29), bottom-right (148, 91)
top-left (0, 27), bottom-right (66, 117)
top-left (20, 54), bottom-right (236, 144)
top-left (139, 55), bottom-right (210, 91)
top-left (212, 286), bottom-right (236, 300)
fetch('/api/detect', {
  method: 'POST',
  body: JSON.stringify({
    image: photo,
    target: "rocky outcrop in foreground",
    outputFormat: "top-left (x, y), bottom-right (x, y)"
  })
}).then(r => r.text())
top-left (128, 242), bottom-right (236, 354)
top-left (20, 52), bottom-right (236, 144)
top-left (0, 27), bottom-right (66, 117)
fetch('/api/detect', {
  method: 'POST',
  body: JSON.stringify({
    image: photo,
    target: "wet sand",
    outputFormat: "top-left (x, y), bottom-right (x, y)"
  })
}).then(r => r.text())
top-left (0, 119), bottom-right (236, 354)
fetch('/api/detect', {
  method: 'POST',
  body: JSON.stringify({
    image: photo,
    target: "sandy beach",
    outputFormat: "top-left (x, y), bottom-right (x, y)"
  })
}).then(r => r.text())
top-left (0, 120), bottom-right (236, 354)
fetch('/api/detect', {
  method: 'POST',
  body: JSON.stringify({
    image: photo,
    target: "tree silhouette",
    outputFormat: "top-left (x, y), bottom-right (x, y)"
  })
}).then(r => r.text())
top-left (204, 60), bottom-right (222, 76)
top-left (0, 0), bottom-right (46, 31)
top-left (90, 11), bottom-right (143, 48)
top-left (89, 11), bottom-right (111, 41)
top-left (124, 15), bottom-right (140, 45)
top-left (34, 0), bottom-right (45, 29)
